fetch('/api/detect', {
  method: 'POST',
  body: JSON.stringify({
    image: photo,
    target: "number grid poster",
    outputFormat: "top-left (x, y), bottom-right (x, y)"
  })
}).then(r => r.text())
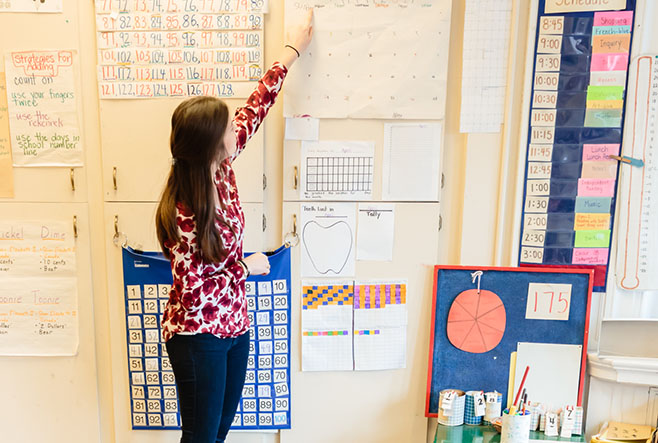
top-left (425, 266), bottom-right (592, 417)
top-left (93, 0), bottom-right (265, 99)
top-left (517, 0), bottom-right (637, 292)
top-left (121, 245), bottom-right (291, 430)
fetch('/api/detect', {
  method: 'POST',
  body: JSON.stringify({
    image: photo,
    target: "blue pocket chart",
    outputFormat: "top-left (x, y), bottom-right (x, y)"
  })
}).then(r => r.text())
top-left (122, 245), bottom-right (292, 430)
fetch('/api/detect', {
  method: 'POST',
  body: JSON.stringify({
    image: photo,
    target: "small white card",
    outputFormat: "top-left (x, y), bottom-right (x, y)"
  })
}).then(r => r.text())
top-left (285, 117), bottom-right (319, 141)
top-left (526, 283), bottom-right (572, 321)
top-left (441, 391), bottom-right (455, 410)
top-left (474, 392), bottom-right (486, 416)
top-left (561, 406), bottom-right (575, 438)
top-left (545, 412), bottom-right (559, 436)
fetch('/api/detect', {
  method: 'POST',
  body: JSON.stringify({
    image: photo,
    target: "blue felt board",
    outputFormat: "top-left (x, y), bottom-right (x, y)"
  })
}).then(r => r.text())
top-left (426, 266), bottom-right (592, 416)
top-left (122, 245), bottom-right (292, 430)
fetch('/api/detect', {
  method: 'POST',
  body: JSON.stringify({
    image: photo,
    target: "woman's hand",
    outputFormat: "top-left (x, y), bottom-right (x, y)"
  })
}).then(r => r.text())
top-left (242, 252), bottom-right (270, 276)
top-left (280, 9), bottom-right (314, 68)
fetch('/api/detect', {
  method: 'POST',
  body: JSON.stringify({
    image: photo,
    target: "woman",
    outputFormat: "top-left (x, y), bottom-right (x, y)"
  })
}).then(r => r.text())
top-left (155, 11), bottom-right (313, 443)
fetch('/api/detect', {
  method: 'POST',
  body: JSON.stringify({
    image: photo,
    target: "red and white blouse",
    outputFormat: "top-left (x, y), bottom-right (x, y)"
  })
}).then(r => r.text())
top-left (161, 62), bottom-right (288, 341)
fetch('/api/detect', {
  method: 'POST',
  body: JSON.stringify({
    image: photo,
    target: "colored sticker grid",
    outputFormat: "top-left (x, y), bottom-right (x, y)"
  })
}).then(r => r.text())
top-left (353, 283), bottom-right (406, 309)
top-left (302, 284), bottom-right (353, 310)
top-left (356, 329), bottom-right (381, 335)
top-left (303, 330), bottom-right (350, 336)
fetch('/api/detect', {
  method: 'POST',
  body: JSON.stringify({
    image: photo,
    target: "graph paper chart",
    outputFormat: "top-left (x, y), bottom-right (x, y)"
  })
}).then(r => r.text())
top-left (301, 141), bottom-right (375, 201)
top-left (306, 157), bottom-right (373, 193)
top-left (121, 246), bottom-right (291, 430)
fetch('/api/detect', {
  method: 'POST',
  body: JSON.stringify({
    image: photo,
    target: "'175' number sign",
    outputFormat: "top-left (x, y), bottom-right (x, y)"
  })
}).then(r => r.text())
top-left (525, 283), bottom-right (572, 321)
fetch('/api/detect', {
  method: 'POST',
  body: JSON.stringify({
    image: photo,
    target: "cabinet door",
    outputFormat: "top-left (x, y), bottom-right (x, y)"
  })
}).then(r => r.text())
top-left (0, 4), bottom-right (89, 203)
top-left (101, 100), bottom-right (264, 203)
top-left (0, 203), bottom-right (101, 443)
top-left (280, 201), bottom-right (440, 443)
top-left (104, 201), bottom-right (263, 443)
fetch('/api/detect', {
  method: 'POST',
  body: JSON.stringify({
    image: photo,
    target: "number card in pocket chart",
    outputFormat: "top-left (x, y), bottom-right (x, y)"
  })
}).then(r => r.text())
top-left (121, 245), bottom-right (292, 430)
top-left (425, 266), bottom-right (592, 417)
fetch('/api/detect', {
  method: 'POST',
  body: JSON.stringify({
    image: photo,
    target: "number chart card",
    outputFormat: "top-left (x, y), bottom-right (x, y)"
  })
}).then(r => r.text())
top-left (518, 0), bottom-right (636, 292)
top-left (283, 0), bottom-right (452, 119)
top-left (94, 0), bottom-right (265, 99)
top-left (121, 245), bottom-right (291, 430)
top-left (426, 266), bottom-right (592, 417)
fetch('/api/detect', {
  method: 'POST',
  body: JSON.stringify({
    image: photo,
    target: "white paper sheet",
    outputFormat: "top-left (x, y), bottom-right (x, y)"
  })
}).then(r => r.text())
top-left (514, 342), bottom-right (582, 409)
top-left (0, 220), bottom-right (78, 356)
top-left (0, 0), bottom-right (62, 12)
top-left (5, 50), bottom-right (83, 167)
top-left (301, 140), bottom-right (374, 200)
top-left (285, 117), bottom-right (319, 141)
top-left (353, 280), bottom-right (407, 371)
top-left (356, 203), bottom-right (395, 261)
top-left (382, 123), bottom-right (442, 201)
top-left (284, 1), bottom-right (452, 119)
top-left (460, 0), bottom-right (513, 133)
top-left (301, 280), bottom-right (353, 371)
top-left (300, 202), bottom-right (356, 278)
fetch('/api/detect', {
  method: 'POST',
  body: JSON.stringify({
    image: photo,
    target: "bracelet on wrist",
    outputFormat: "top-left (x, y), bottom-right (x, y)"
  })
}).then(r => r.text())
top-left (238, 259), bottom-right (250, 277)
top-left (285, 44), bottom-right (300, 58)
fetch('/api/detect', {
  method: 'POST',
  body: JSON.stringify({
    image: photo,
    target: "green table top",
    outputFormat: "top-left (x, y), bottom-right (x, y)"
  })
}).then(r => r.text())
top-left (433, 424), bottom-right (586, 443)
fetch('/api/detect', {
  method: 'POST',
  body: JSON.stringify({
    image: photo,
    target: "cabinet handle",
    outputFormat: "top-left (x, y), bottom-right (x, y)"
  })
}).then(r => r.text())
top-left (73, 215), bottom-right (78, 238)
top-left (112, 167), bottom-right (118, 191)
top-left (293, 166), bottom-right (298, 190)
top-left (70, 168), bottom-right (75, 192)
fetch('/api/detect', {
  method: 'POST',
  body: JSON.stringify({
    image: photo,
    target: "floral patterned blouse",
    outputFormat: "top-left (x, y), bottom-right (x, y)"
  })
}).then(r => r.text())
top-left (161, 62), bottom-right (288, 341)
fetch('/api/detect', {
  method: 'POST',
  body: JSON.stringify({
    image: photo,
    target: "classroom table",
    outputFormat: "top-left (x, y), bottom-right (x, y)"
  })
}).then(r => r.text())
top-left (433, 424), bottom-right (586, 443)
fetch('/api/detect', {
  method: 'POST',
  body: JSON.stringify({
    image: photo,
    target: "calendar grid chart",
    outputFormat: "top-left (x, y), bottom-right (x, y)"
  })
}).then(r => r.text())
top-left (305, 156), bottom-right (374, 193)
top-left (121, 245), bottom-right (292, 431)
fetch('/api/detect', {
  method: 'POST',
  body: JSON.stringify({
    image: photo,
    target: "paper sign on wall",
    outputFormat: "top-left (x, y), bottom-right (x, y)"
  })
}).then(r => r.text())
top-left (300, 203), bottom-right (356, 278)
top-left (0, 220), bottom-right (78, 356)
top-left (0, 0), bottom-right (62, 12)
top-left (0, 72), bottom-right (14, 197)
top-left (526, 283), bottom-right (572, 321)
top-left (5, 50), bottom-right (83, 167)
top-left (356, 203), bottom-right (395, 262)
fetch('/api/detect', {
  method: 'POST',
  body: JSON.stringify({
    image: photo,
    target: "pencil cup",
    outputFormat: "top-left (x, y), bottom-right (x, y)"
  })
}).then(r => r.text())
top-left (529, 403), bottom-right (544, 431)
top-left (560, 406), bottom-right (583, 435)
top-left (464, 391), bottom-right (483, 425)
top-left (501, 411), bottom-right (531, 443)
top-left (540, 411), bottom-right (560, 432)
top-left (437, 389), bottom-right (465, 427)
top-left (483, 391), bottom-right (503, 425)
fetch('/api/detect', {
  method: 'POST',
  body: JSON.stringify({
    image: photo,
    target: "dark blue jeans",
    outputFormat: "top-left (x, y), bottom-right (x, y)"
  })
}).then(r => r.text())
top-left (166, 332), bottom-right (249, 443)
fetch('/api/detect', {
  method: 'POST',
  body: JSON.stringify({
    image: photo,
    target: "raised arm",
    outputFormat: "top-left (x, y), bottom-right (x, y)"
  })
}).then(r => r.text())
top-left (230, 9), bottom-right (314, 161)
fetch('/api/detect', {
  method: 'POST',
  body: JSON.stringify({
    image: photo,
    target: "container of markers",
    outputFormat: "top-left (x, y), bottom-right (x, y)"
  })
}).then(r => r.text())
top-left (437, 389), bottom-right (465, 426)
top-left (501, 409), bottom-right (531, 443)
top-left (483, 391), bottom-right (503, 425)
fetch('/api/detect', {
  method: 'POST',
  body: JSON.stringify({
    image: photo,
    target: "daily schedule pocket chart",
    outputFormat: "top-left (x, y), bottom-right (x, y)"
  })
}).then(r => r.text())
top-left (121, 245), bottom-right (291, 430)
top-left (517, 0), bottom-right (637, 292)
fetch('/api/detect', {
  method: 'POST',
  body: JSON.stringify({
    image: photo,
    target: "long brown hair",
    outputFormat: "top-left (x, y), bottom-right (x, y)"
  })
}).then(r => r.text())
top-left (156, 96), bottom-right (230, 263)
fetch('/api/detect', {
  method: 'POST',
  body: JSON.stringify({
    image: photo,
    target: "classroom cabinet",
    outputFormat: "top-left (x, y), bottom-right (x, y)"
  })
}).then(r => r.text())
top-left (0, 202), bottom-right (101, 443)
top-left (280, 201), bottom-right (440, 443)
top-left (103, 201), bottom-right (264, 442)
top-left (100, 100), bottom-right (265, 204)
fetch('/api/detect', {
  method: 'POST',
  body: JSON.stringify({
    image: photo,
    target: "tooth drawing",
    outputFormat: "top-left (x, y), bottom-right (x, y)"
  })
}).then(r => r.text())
top-left (302, 220), bottom-right (353, 275)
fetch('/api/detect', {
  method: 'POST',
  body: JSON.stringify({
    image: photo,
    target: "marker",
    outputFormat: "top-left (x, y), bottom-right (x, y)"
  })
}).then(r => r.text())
top-left (608, 155), bottom-right (644, 167)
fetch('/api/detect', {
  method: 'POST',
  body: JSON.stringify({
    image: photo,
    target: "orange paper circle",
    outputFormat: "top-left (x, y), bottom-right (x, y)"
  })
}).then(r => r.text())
top-left (447, 289), bottom-right (506, 353)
